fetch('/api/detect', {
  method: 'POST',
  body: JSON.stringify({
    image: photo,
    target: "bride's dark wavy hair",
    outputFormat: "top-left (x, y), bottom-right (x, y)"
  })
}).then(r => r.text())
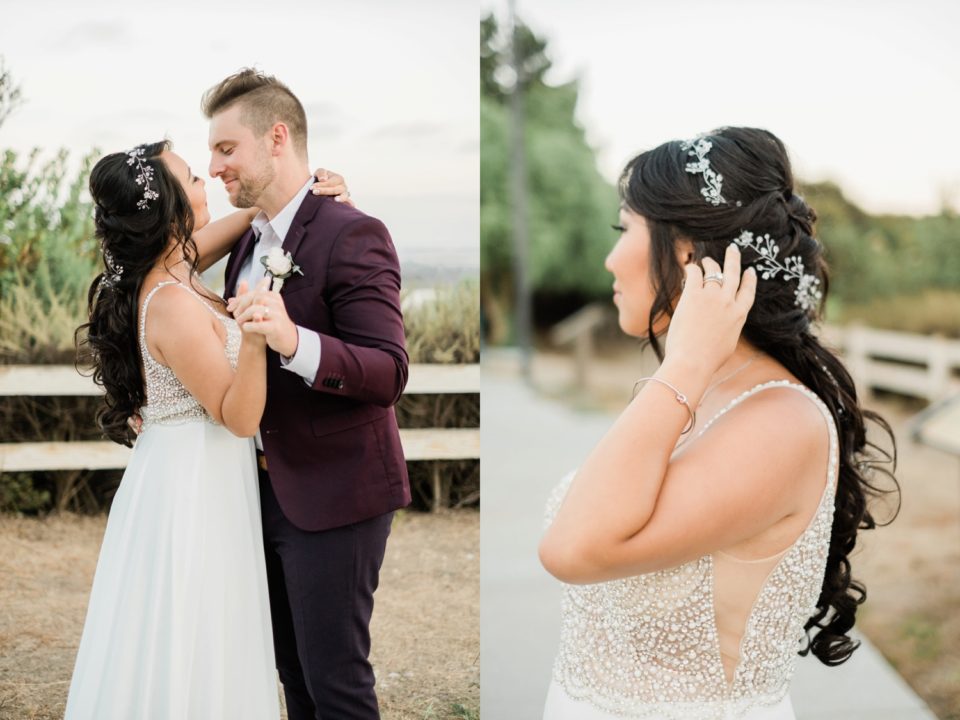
top-left (619, 127), bottom-right (899, 666)
top-left (75, 140), bottom-right (198, 447)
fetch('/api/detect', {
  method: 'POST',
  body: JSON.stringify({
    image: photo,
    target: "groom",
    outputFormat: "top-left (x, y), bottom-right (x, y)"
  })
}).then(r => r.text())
top-left (203, 68), bottom-right (410, 719)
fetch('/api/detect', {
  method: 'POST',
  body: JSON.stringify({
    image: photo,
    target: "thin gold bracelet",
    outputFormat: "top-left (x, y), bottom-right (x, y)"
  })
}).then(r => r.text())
top-left (633, 376), bottom-right (696, 435)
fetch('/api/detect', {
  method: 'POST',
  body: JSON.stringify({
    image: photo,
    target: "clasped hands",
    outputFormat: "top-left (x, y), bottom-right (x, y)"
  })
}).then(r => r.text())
top-left (229, 277), bottom-right (299, 357)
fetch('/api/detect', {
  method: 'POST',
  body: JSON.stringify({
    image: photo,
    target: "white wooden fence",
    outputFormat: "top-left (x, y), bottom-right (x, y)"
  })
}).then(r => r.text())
top-left (819, 325), bottom-right (960, 402)
top-left (0, 364), bottom-right (480, 479)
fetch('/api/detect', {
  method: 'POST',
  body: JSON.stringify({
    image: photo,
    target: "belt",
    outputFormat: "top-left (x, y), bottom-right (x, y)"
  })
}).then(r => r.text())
top-left (256, 451), bottom-right (268, 472)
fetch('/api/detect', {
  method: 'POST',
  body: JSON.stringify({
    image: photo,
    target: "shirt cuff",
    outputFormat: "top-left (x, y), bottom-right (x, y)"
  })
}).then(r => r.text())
top-left (280, 326), bottom-right (321, 386)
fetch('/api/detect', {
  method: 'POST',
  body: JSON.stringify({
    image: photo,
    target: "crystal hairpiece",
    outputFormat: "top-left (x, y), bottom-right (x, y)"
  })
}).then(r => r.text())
top-left (100, 248), bottom-right (124, 289)
top-left (733, 230), bottom-right (823, 311)
top-left (126, 146), bottom-right (158, 210)
top-left (680, 136), bottom-right (726, 206)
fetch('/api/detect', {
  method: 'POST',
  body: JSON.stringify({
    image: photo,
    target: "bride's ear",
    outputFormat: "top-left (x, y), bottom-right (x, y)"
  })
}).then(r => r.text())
top-left (674, 238), bottom-right (695, 266)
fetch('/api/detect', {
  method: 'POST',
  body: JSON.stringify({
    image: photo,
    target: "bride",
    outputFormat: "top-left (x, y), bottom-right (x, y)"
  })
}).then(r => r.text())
top-left (67, 140), bottom-right (347, 719)
top-left (539, 127), bottom-right (898, 719)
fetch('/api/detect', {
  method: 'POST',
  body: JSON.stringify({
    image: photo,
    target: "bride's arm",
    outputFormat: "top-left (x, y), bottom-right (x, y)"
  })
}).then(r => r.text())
top-left (147, 280), bottom-right (269, 437)
top-left (539, 381), bottom-right (825, 584)
top-left (193, 208), bottom-right (258, 273)
top-left (539, 247), bottom-right (789, 584)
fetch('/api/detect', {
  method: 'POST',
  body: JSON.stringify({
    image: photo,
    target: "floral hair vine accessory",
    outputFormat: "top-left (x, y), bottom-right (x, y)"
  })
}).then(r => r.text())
top-left (126, 146), bottom-right (159, 210)
top-left (680, 136), bottom-right (726, 206)
top-left (100, 248), bottom-right (124, 289)
top-left (733, 230), bottom-right (823, 311)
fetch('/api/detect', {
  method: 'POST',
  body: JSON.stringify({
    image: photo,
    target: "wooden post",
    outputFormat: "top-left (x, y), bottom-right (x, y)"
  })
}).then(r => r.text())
top-left (846, 324), bottom-right (870, 401)
top-left (929, 335), bottom-right (950, 401)
top-left (574, 331), bottom-right (592, 388)
top-left (550, 304), bottom-right (608, 391)
top-left (432, 463), bottom-right (450, 513)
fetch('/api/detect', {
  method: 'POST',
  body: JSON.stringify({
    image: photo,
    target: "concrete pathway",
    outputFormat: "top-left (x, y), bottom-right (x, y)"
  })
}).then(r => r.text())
top-left (480, 365), bottom-right (938, 719)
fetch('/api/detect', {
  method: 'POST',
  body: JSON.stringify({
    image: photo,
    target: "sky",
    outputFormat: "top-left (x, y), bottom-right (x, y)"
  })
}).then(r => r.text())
top-left (0, 0), bottom-right (479, 269)
top-left (481, 0), bottom-right (960, 217)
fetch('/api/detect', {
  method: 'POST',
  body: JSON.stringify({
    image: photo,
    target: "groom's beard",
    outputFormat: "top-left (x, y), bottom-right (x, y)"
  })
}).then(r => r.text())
top-left (230, 149), bottom-right (276, 209)
top-left (232, 165), bottom-right (275, 208)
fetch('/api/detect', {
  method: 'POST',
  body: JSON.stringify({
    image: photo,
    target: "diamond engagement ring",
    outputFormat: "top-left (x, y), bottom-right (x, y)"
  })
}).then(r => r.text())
top-left (703, 272), bottom-right (724, 287)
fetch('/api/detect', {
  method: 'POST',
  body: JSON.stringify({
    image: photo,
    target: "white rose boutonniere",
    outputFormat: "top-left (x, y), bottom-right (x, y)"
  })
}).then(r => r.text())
top-left (260, 247), bottom-right (304, 292)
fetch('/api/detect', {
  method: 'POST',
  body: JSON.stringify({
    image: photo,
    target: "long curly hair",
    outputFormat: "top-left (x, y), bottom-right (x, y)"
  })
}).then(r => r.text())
top-left (75, 140), bottom-right (198, 447)
top-left (618, 127), bottom-right (899, 666)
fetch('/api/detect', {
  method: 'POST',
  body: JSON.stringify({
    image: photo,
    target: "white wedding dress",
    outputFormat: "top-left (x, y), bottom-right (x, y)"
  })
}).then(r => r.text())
top-left (64, 280), bottom-right (280, 720)
top-left (543, 382), bottom-right (839, 720)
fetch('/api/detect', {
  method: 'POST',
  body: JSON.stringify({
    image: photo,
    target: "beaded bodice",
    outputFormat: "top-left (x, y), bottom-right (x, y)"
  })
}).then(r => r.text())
top-left (138, 280), bottom-right (241, 428)
top-left (545, 381), bottom-right (839, 719)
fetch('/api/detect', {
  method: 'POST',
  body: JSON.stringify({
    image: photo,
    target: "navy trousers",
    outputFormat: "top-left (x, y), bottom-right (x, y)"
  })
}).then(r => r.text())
top-left (258, 468), bottom-right (393, 720)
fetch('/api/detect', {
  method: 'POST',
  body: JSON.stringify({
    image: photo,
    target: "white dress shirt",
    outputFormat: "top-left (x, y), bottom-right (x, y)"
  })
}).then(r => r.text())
top-left (237, 177), bottom-right (321, 450)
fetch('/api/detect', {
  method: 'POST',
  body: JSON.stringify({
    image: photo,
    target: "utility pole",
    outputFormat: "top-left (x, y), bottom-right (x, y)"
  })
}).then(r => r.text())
top-left (507, 0), bottom-right (532, 381)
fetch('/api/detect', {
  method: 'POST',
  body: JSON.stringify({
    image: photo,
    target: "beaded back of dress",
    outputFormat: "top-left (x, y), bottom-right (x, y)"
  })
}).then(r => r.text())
top-left (543, 381), bottom-right (839, 720)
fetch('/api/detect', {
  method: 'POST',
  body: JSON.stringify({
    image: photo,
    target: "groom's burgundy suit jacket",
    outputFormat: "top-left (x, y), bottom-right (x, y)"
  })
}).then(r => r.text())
top-left (224, 192), bottom-right (411, 532)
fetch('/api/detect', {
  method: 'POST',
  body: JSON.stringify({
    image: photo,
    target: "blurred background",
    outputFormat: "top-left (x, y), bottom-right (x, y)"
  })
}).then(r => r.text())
top-left (0, 2), bottom-right (479, 718)
top-left (480, 1), bottom-right (960, 718)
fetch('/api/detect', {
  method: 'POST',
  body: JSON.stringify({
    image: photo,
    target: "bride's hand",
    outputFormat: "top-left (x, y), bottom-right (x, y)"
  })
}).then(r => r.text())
top-left (663, 243), bottom-right (757, 375)
top-left (310, 169), bottom-right (354, 207)
top-left (230, 279), bottom-right (271, 345)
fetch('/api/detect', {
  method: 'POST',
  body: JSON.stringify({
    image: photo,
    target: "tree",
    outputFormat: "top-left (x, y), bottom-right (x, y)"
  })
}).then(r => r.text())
top-left (480, 14), bottom-right (618, 341)
top-left (0, 57), bottom-right (24, 129)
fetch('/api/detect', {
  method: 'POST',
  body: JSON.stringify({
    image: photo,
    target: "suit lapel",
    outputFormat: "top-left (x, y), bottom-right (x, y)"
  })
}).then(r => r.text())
top-left (224, 226), bottom-right (258, 298)
top-left (280, 193), bottom-right (326, 285)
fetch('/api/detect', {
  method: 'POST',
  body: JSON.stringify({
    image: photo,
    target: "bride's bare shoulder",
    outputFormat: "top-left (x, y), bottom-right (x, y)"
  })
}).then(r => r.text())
top-left (708, 383), bottom-right (829, 452)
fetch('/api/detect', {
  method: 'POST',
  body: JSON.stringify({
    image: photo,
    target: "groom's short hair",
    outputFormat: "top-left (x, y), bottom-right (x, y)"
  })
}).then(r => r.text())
top-left (202, 68), bottom-right (308, 158)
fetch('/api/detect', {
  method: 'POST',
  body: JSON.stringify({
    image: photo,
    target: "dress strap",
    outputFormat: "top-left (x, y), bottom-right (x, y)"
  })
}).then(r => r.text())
top-left (169, 281), bottom-right (228, 320)
top-left (139, 280), bottom-right (230, 351)
top-left (695, 380), bottom-right (840, 493)
top-left (138, 280), bottom-right (180, 346)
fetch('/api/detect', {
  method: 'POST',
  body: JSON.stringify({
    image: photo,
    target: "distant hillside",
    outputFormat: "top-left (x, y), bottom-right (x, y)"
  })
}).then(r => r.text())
top-left (401, 261), bottom-right (478, 288)
top-left (801, 180), bottom-right (960, 306)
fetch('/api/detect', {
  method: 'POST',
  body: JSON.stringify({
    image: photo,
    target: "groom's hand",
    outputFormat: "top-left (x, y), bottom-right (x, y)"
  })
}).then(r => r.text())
top-left (231, 282), bottom-right (299, 357)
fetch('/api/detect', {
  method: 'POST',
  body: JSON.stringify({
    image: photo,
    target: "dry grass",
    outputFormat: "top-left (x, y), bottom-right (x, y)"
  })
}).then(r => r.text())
top-left (0, 510), bottom-right (478, 720)
top-left (403, 281), bottom-right (480, 365)
top-left (0, 282), bottom-right (88, 363)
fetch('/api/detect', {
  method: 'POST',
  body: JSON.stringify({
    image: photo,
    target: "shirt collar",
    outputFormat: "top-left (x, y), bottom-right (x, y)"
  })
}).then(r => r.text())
top-left (250, 176), bottom-right (314, 243)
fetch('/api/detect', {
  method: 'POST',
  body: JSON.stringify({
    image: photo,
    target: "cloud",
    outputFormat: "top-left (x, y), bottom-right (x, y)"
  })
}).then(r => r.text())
top-left (458, 137), bottom-right (480, 154)
top-left (308, 120), bottom-right (345, 142)
top-left (367, 122), bottom-right (448, 142)
top-left (55, 20), bottom-right (127, 52)
top-left (302, 101), bottom-right (343, 118)
top-left (302, 102), bottom-right (349, 141)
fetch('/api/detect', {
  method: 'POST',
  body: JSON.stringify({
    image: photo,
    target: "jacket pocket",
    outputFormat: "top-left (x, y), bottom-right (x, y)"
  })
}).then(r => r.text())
top-left (311, 404), bottom-right (388, 437)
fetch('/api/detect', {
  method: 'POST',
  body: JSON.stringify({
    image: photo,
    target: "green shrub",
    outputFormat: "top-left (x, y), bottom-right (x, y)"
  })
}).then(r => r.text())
top-left (0, 148), bottom-right (98, 362)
